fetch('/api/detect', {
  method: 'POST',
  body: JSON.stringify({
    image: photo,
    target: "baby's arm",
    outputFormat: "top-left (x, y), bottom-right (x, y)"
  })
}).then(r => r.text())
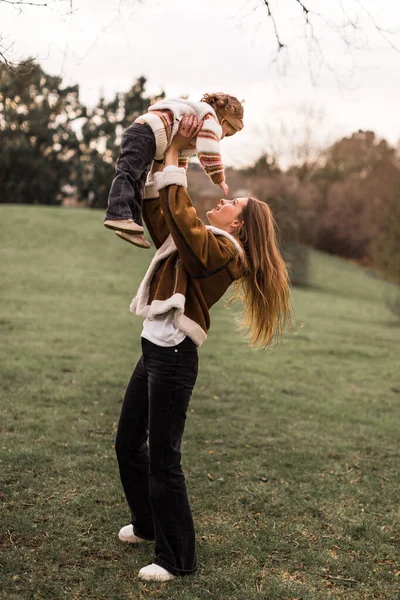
top-left (196, 116), bottom-right (228, 195)
top-left (178, 156), bottom-right (189, 171)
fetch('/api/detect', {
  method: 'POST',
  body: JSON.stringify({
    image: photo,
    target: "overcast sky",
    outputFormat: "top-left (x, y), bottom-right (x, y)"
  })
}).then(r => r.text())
top-left (2, 0), bottom-right (400, 166)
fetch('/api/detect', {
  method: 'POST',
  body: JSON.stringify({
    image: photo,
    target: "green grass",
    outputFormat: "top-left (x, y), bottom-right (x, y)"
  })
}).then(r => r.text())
top-left (1, 205), bottom-right (399, 600)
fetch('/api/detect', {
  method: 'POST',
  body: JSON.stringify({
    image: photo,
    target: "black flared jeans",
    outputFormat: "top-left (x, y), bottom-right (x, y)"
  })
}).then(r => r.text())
top-left (115, 336), bottom-right (199, 576)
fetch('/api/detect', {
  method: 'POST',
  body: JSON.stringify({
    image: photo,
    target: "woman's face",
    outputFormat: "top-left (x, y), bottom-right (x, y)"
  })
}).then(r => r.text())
top-left (206, 197), bottom-right (248, 231)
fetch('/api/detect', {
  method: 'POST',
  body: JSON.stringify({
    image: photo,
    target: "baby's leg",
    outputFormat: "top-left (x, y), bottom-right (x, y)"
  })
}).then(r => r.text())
top-left (105, 123), bottom-right (156, 229)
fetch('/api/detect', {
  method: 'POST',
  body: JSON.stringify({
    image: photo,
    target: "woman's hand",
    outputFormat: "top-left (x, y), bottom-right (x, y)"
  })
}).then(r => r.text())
top-left (171, 115), bottom-right (202, 150)
top-left (165, 115), bottom-right (202, 167)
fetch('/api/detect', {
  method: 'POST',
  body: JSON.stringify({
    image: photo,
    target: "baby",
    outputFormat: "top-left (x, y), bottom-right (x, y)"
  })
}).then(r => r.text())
top-left (104, 92), bottom-right (244, 248)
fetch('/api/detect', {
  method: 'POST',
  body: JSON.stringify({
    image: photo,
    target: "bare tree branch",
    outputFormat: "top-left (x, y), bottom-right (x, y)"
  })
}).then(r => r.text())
top-left (295, 0), bottom-right (310, 21)
top-left (0, 0), bottom-right (66, 6)
top-left (0, 0), bottom-right (73, 68)
top-left (256, 0), bottom-right (400, 86)
top-left (354, 0), bottom-right (400, 54)
top-left (0, 36), bottom-right (35, 72)
top-left (263, 0), bottom-right (285, 51)
top-left (1, 0), bottom-right (400, 82)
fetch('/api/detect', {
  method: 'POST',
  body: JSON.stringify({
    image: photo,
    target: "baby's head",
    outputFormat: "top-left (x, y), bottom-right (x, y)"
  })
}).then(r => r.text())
top-left (201, 93), bottom-right (244, 138)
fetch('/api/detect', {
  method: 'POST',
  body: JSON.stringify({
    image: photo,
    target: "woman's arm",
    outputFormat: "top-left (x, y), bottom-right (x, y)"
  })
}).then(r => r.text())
top-left (141, 160), bottom-right (170, 249)
top-left (156, 118), bottom-right (241, 278)
top-left (142, 118), bottom-right (201, 249)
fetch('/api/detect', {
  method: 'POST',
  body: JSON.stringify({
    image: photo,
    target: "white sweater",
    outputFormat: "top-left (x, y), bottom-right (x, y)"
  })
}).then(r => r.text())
top-left (137, 97), bottom-right (225, 184)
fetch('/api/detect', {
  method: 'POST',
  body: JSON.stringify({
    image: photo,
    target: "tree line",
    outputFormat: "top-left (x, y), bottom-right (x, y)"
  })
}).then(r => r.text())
top-left (1, 60), bottom-right (399, 285)
top-left (0, 61), bottom-right (164, 207)
top-left (240, 132), bottom-right (400, 285)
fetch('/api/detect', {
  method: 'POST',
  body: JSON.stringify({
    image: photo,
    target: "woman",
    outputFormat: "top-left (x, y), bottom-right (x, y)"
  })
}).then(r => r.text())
top-left (115, 116), bottom-right (294, 582)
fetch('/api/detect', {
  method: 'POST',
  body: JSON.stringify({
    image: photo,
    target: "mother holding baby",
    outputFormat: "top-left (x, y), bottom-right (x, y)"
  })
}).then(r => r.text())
top-left (114, 113), bottom-right (294, 582)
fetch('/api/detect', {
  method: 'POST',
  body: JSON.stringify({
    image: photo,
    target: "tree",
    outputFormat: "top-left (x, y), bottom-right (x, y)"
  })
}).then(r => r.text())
top-left (309, 131), bottom-right (400, 259)
top-left (314, 131), bottom-right (395, 183)
top-left (237, 128), bottom-right (400, 282)
top-left (0, 61), bottom-right (164, 206)
top-left (0, 59), bottom-right (85, 204)
top-left (242, 154), bottom-right (280, 177)
top-left (370, 190), bottom-right (400, 283)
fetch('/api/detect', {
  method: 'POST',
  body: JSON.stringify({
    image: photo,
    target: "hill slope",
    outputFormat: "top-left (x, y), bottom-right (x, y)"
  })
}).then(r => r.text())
top-left (1, 205), bottom-right (399, 600)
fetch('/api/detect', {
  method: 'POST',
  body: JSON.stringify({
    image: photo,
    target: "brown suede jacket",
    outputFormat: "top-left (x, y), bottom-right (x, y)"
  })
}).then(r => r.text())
top-left (129, 166), bottom-right (244, 347)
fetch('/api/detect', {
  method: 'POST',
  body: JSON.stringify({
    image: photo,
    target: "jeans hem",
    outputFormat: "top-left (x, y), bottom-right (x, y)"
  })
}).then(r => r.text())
top-left (152, 557), bottom-right (197, 577)
top-left (133, 528), bottom-right (155, 542)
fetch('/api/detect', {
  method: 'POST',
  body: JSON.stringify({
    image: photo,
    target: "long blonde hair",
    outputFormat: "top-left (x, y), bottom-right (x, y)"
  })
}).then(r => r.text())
top-left (228, 198), bottom-right (295, 349)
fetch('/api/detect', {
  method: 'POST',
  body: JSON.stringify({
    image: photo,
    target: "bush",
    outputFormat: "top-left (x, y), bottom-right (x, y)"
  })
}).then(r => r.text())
top-left (282, 243), bottom-right (310, 286)
top-left (248, 177), bottom-right (313, 287)
top-left (385, 289), bottom-right (400, 321)
top-left (369, 190), bottom-right (400, 284)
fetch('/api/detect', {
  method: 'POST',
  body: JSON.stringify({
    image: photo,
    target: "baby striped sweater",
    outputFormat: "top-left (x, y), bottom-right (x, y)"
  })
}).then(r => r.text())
top-left (136, 98), bottom-right (225, 185)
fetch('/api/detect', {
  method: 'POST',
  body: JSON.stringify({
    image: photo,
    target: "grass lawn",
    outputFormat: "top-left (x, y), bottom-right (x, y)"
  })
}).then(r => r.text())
top-left (1, 205), bottom-right (399, 600)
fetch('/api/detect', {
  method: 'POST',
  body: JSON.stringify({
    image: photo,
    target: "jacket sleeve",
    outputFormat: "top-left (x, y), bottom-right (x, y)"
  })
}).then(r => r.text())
top-left (141, 176), bottom-right (170, 249)
top-left (154, 166), bottom-right (240, 278)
